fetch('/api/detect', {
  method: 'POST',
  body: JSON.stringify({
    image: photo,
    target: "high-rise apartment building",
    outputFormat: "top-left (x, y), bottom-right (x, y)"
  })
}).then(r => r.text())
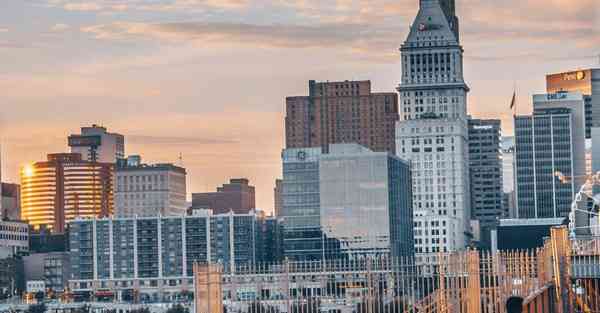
top-left (280, 144), bottom-right (413, 260)
top-left (68, 125), bottom-right (125, 163)
top-left (114, 156), bottom-right (187, 217)
top-left (285, 80), bottom-right (399, 153)
top-left (20, 153), bottom-right (114, 233)
top-left (191, 178), bottom-right (255, 214)
top-left (514, 93), bottom-right (586, 219)
top-left (467, 119), bottom-right (503, 247)
top-left (395, 0), bottom-right (471, 257)
top-left (546, 69), bottom-right (600, 138)
top-left (68, 211), bottom-right (276, 301)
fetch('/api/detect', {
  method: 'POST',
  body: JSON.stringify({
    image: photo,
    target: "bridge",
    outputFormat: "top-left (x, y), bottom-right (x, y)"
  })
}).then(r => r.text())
top-left (194, 227), bottom-right (600, 313)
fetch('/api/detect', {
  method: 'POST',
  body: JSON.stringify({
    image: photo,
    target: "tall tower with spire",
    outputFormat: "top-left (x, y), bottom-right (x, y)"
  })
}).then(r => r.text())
top-left (396, 0), bottom-right (471, 260)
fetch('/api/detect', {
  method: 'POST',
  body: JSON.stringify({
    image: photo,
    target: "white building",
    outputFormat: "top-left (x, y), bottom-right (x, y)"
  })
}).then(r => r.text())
top-left (114, 156), bottom-right (187, 217)
top-left (0, 220), bottom-right (29, 256)
top-left (68, 124), bottom-right (125, 163)
top-left (395, 0), bottom-right (471, 259)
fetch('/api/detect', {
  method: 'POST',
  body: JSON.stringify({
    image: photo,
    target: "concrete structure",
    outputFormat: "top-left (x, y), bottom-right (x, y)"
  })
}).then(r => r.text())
top-left (0, 220), bottom-right (29, 256)
top-left (467, 119), bottom-right (503, 248)
top-left (500, 137), bottom-right (516, 218)
top-left (285, 80), bottom-right (399, 154)
top-left (68, 211), bottom-right (277, 302)
top-left (395, 0), bottom-right (472, 260)
top-left (546, 69), bottom-right (600, 138)
top-left (69, 125), bottom-right (125, 163)
top-left (23, 252), bottom-right (70, 292)
top-left (514, 94), bottom-right (585, 219)
top-left (20, 153), bottom-right (114, 233)
top-left (115, 156), bottom-right (187, 217)
top-left (280, 144), bottom-right (414, 260)
top-left (273, 179), bottom-right (282, 217)
top-left (1, 183), bottom-right (20, 221)
top-left (191, 178), bottom-right (255, 214)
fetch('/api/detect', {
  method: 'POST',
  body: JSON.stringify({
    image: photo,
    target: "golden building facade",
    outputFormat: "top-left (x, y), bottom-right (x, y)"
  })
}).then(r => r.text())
top-left (20, 153), bottom-right (114, 233)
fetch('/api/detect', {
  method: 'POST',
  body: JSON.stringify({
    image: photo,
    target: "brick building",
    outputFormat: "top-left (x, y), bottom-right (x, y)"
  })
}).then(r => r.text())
top-left (191, 178), bottom-right (255, 214)
top-left (285, 80), bottom-right (399, 153)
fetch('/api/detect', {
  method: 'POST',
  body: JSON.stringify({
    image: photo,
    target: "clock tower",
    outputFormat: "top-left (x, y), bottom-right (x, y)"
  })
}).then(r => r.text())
top-left (396, 0), bottom-right (471, 260)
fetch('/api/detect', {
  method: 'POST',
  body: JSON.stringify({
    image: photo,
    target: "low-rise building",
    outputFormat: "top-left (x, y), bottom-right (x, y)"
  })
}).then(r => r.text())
top-left (0, 220), bottom-right (29, 256)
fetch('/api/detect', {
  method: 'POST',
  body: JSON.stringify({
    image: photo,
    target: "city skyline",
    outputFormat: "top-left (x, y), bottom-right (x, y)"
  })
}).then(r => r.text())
top-left (1, 0), bottom-right (599, 211)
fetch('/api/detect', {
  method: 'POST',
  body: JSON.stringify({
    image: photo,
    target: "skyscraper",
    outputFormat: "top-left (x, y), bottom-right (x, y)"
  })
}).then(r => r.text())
top-left (192, 178), bottom-right (256, 214)
top-left (114, 156), bottom-right (187, 217)
top-left (20, 153), bottom-right (114, 233)
top-left (514, 92), bottom-right (586, 219)
top-left (286, 80), bottom-right (399, 153)
top-left (395, 0), bottom-right (471, 257)
top-left (467, 119), bottom-right (503, 247)
top-left (68, 125), bottom-right (125, 163)
top-left (546, 69), bottom-right (600, 138)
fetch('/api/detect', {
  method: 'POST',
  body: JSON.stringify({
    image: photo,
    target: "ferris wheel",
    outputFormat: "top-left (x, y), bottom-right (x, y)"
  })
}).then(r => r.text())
top-left (555, 171), bottom-right (600, 238)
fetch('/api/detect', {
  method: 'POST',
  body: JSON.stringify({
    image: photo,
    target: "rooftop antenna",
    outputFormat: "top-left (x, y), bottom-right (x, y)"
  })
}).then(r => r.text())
top-left (178, 152), bottom-right (183, 167)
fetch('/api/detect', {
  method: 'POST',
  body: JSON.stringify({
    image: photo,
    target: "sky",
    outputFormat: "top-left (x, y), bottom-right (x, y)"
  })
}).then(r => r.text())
top-left (0, 0), bottom-right (599, 212)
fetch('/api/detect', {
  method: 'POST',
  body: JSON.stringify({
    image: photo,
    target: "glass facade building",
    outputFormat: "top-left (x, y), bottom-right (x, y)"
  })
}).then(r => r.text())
top-left (281, 147), bottom-right (323, 261)
top-left (514, 108), bottom-right (574, 219)
top-left (320, 144), bottom-right (413, 259)
top-left (281, 144), bottom-right (413, 261)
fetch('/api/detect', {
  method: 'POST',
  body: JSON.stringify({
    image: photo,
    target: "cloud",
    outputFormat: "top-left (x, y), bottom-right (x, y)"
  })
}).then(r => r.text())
top-left (51, 23), bottom-right (70, 31)
top-left (63, 2), bottom-right (103, 11)
top-left (47, 0), bottom-right (248, 13)
top-left (0, 28), bottom-right (8, 33)
top-left (80, 21), bottom-right (402, 62)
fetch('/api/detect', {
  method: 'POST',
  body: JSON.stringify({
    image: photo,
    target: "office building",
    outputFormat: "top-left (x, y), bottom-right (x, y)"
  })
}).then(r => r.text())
top-left (500, 137), bottom-right (516, 218)
top-left (280, 147), bottom-right (323, 260)
top-left (514, 93), bottom-right (586, 219)
top-left (396, 0), bottom-right (471, 257)
top-left (319, 144), bottom-right (413, 258)
top-left (273, 179), bottom-right (282, 217)
top-left (0, 220), bottom-right (29, 256)
top-left (191, 178), bottom-right (255, 214)
top-left (546, 69), bottom-right (600, 138)
top-left (20, 153), bottom-right (114, 233)
top-left (280, 144), bottom-right (413, 260)
top-left (285, 80), bottom-right (399, 154)
top-left (1, 183), bottom-right (20, 221)
top-left (68, 124), bottom-right (125, 163)
top-left (467, 119), bottom-right (503, 247)
top-left (115, 156), bottom-right (187, 217)
top-left (68, 211), bottom-right (273, 302)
